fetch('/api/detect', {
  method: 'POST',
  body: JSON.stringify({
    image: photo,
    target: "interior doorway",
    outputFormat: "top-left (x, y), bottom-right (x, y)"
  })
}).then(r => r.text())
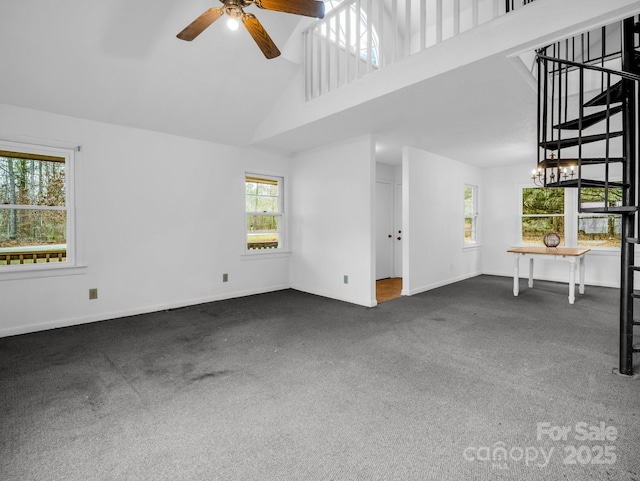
top-left (375, 163), bottom-right (403, 303)
top-left (376, 181), bottom-right (394, 280)
top-left (376, 277), bottom-right (402, 303)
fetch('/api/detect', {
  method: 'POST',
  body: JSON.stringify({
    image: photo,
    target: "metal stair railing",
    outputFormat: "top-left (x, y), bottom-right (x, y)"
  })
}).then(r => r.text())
top-left (535, 16), bottom-right (640, 377)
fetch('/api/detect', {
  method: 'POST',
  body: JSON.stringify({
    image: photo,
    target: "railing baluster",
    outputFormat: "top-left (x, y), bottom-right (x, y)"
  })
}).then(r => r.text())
top-left (315, 27), bottom-right (321, 97)
top-left (453, 0), bottom-right (460, 37)
top-left (420, 0), bottom-right (426, 52)
top-left (327, 24), bottom-right (333, 94)
top-left (303, 31), bottom-right (309, 100)
top-left (355, 0), bottom-right (361, 79)
top-left (334, 13), bottom-right (340, 88)
top-left (472, 0), bottom-right (479, 28)
top-left (391, 0), bottom-right (397, 64)
top-left (345, 4), bottom-right (351, 82)
top-left (405, 0), bottom-right (411, 58)
top-left (302, 0), bottom-right (538, 100)
top-left (378, 0), bottom-right (384, 67)
top-left (367, 0), bottom-right (373, 72)
top-left (436, 0), bottom-right (442, 44)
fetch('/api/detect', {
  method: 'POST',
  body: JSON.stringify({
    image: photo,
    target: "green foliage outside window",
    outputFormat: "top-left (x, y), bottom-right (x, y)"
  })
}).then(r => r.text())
top-left (578, 187), bottom-right (621, 248)
top-left (464, 186), bottom-right (477, 243)
top-left (521, 186), bottom-right (621, 248)
top-left (0, 156), bottom-right (66, 249)
top-left (521, 187), bottom-right (564, 245)
top-left (246, 176), bottom-right (281, 249)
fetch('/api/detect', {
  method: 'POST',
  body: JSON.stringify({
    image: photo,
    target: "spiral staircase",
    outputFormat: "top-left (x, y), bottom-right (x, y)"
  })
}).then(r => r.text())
top-left (535, 16), bottom-right (640, 376)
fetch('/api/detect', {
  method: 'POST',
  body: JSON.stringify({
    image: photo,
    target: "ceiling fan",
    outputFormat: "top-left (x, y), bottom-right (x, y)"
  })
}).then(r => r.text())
top-left (177, 0), bottom-right (325, 59)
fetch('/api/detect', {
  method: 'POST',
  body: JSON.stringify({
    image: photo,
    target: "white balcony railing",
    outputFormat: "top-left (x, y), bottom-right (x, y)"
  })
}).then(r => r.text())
top-left (303, 0), bottom-right (534, 100)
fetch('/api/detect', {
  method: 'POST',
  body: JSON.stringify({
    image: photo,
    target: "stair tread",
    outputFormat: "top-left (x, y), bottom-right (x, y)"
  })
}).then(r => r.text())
top-left (539, 157), bottom-right (625, 167)
top-left (579, 206), bottom-right (637, 213)
top-left (545, 179), bottom-right (626, 189)
top-left (553, 105), bottom-right (624, 130)
top-left (539, 131), bottom-right (624, 150)
top-left (584, 81), bottom-right (624, 107)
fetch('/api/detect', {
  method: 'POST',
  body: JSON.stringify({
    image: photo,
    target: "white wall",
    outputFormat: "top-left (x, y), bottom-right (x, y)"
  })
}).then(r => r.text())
top-left (481, 161), bottom-right (622, 288)
top-left (290, 135), bottom-right (376, 307)
top-left (402, 146), bottom-right (482, 295)
top-left (0, 104), bottom-right (292, 337)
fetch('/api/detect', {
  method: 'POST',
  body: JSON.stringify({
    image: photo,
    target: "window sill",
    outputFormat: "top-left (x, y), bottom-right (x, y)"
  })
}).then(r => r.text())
top-left (463, 243), bottom-right (482, 251)
top-left (584, 248), bottom-right (620, 256)
top-left (240, 250), bottom-right (292, 260)
top-left (0, 264), bottom-right (87, 281)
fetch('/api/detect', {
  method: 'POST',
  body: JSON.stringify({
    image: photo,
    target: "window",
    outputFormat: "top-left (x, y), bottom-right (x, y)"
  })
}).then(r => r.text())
top-left (245, 174), bottom-right (284, 251)
top-left (520, 186), bottom-right (621, 249)
top-left (577, 187), bottom-right (622, 248)
top-left (521, 187), bottom-right (565, 246)
top-left (464, 185), bottom-right (478, 244)
top-left (322, 0), bottom-right (380, 67)
top-left (0, 142), bottom-right (75, 269)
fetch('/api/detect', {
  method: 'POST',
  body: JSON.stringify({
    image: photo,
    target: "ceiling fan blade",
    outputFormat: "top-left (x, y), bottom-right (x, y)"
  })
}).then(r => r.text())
top-left (242, 14), bottom-right (281, 59)
top-left (177, 8), bottom-right (224, 41)
top-left (255, 0), bottom-right (325, 19)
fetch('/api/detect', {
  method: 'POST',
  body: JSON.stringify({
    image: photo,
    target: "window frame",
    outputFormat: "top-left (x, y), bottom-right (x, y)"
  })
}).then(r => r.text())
top-left (0, 139), bottom-right (83, 279)
top-left (575, 186), bottom-right (622, 249)
top-left (464, 184), bottom-right (478, 245)
top-left (243, 171), bottom-right (288, 256)
top-left (519, 184), bottom-right (620, 250)
top-left (519, 185), bottom-right (566, 247)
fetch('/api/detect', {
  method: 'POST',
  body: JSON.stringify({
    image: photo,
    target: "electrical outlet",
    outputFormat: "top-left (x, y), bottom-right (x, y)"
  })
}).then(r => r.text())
top-left (222, 273), bottom-right (228, 283)
top-left (343, 275), bottom-right (349, 284)
top-left (89, 288), bottom-right (98, 300)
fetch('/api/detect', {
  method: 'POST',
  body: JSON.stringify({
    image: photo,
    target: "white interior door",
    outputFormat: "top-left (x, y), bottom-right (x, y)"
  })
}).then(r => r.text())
top-left (376, 181), bottom-right (394, 280)
top-left (394, 182), bottom-right (403, 277)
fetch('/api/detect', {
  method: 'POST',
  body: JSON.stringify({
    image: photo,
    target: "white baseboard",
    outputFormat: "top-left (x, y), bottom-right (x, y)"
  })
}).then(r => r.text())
top-left (289, 284), bottom-right (376, 308)
top-left (0, 284), bottom-right (291, 338)
top-left (403, 271), bottom-right (482, 296)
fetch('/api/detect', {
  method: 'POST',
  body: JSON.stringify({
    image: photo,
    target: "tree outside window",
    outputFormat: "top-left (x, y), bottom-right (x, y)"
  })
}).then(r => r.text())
top-left (520, 186), bottom-right (621, 249)
top-left (578, 187), bottom-right (621, 248)
top-left (521, 187), bottom-right (565, 246)
top-left (464, 185), bottom-right (478, 244)
top-left (245, 174), bottom-right (284, 251)
top-left (0, 146), bottom-right (71, 266)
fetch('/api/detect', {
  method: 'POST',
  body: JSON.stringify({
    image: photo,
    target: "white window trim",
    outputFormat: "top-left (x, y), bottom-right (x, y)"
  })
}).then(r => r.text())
top-left (519, 183), bottom-right (620, 251)
top-left (519, 183), bottom-right (567, 246)
top-left (242, 170), bottom-right (290, 258)
top-left (464, 184), bottom-right (479, 247)
top-left (0, 140), bottom-right (85, 280)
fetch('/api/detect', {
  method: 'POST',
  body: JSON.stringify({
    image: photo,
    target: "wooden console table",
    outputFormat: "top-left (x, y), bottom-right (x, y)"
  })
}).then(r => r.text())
top-left (506, 246), bottom-right (591, 304)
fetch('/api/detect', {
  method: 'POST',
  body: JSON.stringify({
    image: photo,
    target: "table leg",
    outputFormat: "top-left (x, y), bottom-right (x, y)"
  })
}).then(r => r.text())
top-left (513, 256), bottom-right (520, 296)
top-left (569, 259), bottom-right (577, 304)
top-left (528, 257), bottom-right (534, 288)
top-left (579, 255), bottom-right (586, 295)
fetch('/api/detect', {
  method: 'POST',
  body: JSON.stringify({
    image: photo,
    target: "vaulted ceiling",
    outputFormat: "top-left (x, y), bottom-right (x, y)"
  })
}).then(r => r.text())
top-left (0, 0), bottom-right (637, 168)
top-left (0, 0), bottom-right (304, 146)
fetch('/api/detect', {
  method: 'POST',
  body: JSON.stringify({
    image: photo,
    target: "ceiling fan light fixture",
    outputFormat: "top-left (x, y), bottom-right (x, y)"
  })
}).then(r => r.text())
top-left (227, 16), bottom-right (240, 30)
top-left (177, 0), bottom-right (326, 59)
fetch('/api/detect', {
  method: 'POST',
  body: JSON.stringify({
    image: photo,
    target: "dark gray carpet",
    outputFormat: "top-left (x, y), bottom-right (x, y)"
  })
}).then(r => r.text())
top-left (1, 275), bottom-right (639, 480)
